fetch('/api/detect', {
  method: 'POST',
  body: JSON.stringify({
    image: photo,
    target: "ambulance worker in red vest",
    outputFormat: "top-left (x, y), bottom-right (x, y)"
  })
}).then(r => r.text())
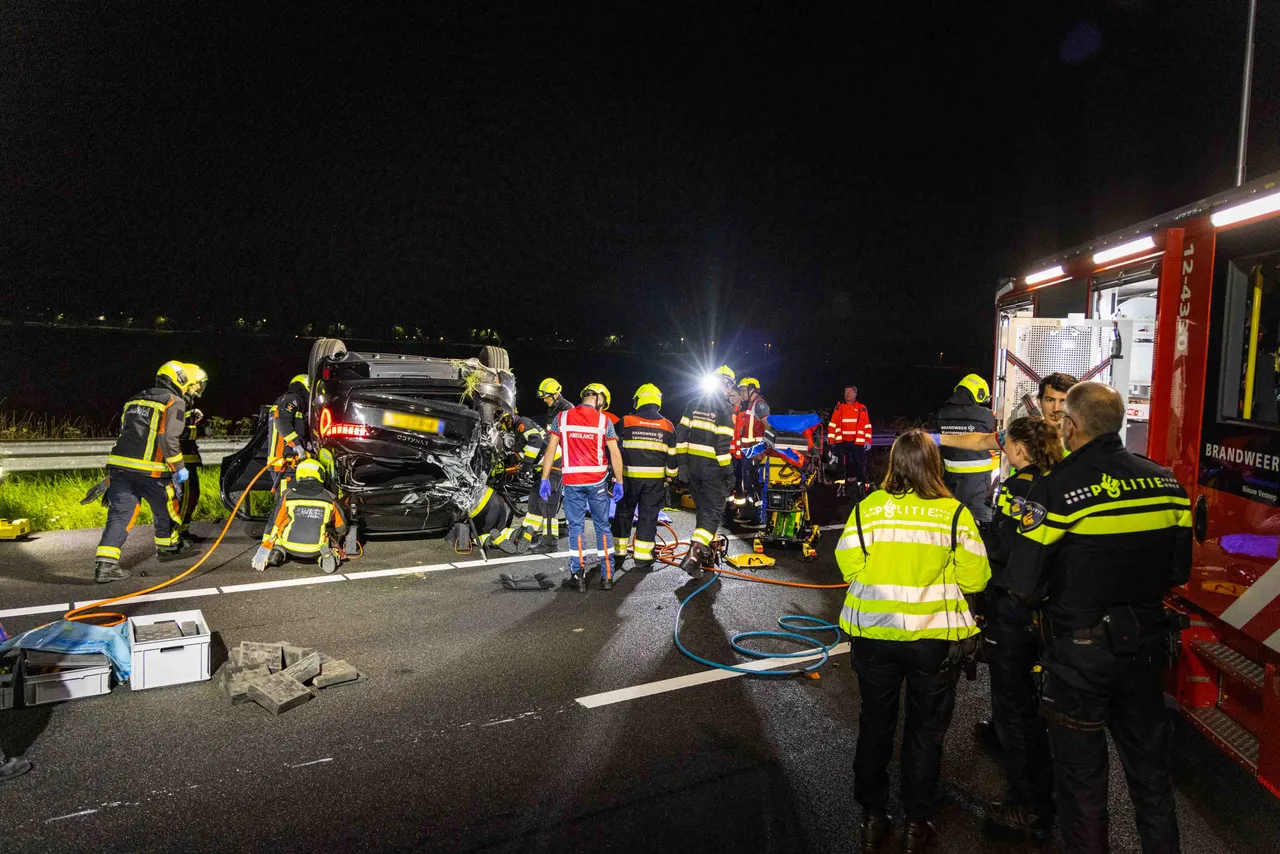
top-left (539, 385), bottom-right (626, 592)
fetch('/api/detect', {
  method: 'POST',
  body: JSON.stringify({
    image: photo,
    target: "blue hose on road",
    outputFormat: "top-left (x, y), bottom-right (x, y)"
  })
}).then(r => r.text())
top-left (673, 570), bottom-right (843, 676)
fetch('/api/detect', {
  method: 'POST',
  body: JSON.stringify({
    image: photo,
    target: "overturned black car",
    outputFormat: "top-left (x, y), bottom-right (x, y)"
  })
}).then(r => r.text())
top-left (221, 339), bottom-right (521, 542)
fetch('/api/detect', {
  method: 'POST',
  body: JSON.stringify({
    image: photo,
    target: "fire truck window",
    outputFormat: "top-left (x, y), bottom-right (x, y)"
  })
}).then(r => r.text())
top-left (1221, 252), bottom-right (1280, 424)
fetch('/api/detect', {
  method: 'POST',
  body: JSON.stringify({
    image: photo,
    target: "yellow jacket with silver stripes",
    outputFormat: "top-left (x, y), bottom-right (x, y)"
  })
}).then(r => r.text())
top-left (671, 394), bottom-right (735, 479)
top-left (835, 489), bottom-right (991, 642)
top-left (106, 387), bottom-right (187, 477)
top-left (1007, 433), bottom-right (1192, 628)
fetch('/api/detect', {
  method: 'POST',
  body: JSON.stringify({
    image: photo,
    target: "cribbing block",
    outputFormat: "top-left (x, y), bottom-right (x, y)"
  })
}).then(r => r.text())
top-left (314, 659), bottom-right (359, 688)
top-left (239, 641), bottom-right (283, 673)
top-left (283, 645), bottom-right (318, 668)
top-left (218, 665), bottom-right (271, 705)
top-left (247, 672), bottom-right (312, 715)
top-left (282, 652), bottom-right (321, 685)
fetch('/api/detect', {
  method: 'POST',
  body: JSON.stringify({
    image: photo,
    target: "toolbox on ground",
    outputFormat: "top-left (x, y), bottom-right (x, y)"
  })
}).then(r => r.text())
top-left (129, 610), bottom-right (212, 691)
top-left (22, 651), bottom-right (113, 706)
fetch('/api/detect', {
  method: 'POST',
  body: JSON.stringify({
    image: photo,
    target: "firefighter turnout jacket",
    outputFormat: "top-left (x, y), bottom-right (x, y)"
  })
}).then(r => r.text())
top-left (180, 408), bottom-right (204, 465)
top-left (938, 388), bottom-right (997, 477)
top-left (835, 489), bottom-right (991, 641)
top-left (618, 404), bottom-right (676, 480)
top-left (107, 385), bottom-right (188, 477)
top-left (827, 401), bottom-right (872, 446)
top-left (263, 477), bottom-right (349, 556)
top-left (672, 393), bottom-right (735, 483)
top-left (515, 416), bottom-right (558, 473)
top-left (268, 384), bottom-right (310, 469)
top-left (1006, 433), bottom-right (1192, 628)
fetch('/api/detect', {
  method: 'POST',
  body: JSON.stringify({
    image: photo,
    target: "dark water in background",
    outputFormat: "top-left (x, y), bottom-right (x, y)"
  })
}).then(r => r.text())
top-left (2, 327), bottom-right (970, 431)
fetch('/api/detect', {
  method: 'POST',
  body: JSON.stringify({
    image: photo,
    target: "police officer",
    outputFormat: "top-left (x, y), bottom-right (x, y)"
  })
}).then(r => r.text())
top-left (613, 383), bottom-right (677, 570)
top-left (1007, 382), bottom-right (1190, 853)
top-left (670, 366), bottom-right (737, 577)
top-left (177, 363), bottom-right (209, 544)
top-left (253, 459), bottom-right (348, 573)
top-left (93, 360), bottom-right (201, 582)
top-left (268, 374), bottom-right (311, 491)
top-left (938, 374), bottom-right (997, 526)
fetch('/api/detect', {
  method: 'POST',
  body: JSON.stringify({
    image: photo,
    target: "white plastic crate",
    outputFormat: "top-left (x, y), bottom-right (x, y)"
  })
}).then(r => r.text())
top-left (23, 661), bottom-right (113, 705)
top-left (129, 610), bottom-right (212, 691)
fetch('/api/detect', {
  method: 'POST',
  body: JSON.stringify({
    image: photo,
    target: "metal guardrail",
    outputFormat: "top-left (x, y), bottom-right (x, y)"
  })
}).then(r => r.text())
top-left (0, 438), bottom-right (248, 474)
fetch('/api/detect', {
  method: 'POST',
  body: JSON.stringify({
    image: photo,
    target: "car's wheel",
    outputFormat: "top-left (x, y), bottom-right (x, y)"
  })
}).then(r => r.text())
top-left (478, 345), bottom-right (510, 371)
top-left (308, 337), bottom-right (347, 379)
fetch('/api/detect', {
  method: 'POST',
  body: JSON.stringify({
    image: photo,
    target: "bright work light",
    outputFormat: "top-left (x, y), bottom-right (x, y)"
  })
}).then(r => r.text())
top-left (1210, 190), bottom-right (1280, 228)
top-left (1025, 266), bottom-right (1065, 286)
top-left (1092, 236), bottom-right (1156, 265)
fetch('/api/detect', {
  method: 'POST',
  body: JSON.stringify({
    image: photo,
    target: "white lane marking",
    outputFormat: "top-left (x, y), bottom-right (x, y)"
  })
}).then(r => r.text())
top-left (73, 587), bottom-right (220, 608)
top-left (344, 562), bottom-right (456, 579)
top-left (576, 642), bottom-right (851, 708)
top-left (453, 555), bottom-right (548, 568)
top-left (218, 576), bottom-right (348, 593)
top-left (288, 757), bottom-right (333, 768)
top-left (0, 603), bottom-right (71, 618)
top-left (45, 809), bottom-right (99, 823)
top-left (1220, 558), bottom-right (1280, 630)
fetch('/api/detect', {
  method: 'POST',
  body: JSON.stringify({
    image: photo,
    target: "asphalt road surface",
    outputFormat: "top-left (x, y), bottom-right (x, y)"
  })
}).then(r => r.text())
top-left (1, 488), bottom-right (1278, 853)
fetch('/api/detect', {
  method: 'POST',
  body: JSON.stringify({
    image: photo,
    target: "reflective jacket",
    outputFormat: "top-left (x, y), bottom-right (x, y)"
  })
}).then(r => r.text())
top-left (107, 385), bottom-right (187, 478)
top-left (618, 404), bottom-right (676, 480)
top-left (672, 394), bottom-right (735, 480)
top-left (551, 404), bottom-right (617, 487)
top-left (263, 478), bottom-right (348, 556)
top-left (985, 466), bottom-right (1041, 592)
top-left (835, 489), bottom-right (991, 641)
top-left (268, 384), bottom-right (310, 470)
top-left (828, 401), bottom-right (872, 446)
top-left (738, 395), bottom-right (770, 450)
top-left (180, 408), bottom-right (203, 465)
top-left (938, 389), bottom-right (997, 476)
top-left (1007, 433), bottom-right (1192, 628)
top-left (516, 416), bottom-right (558, 471)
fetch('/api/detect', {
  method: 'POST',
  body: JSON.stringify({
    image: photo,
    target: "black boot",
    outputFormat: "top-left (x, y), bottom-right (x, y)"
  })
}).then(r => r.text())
top-left (600, 574), bottom-right (615, 591)
top-left (902, 820), bottom-right (936, 853)
top-left (94, 561), bottom-right (130, 584)
top-left (0, 755), bottom-right (33, 783)
top-left (974, 719), bottom-right (1001, 751)
top-left (859, 812), bottom-right (893, 852)
top-left (985, 801), bottom-right (1054, 841)
top-left (561, 573), bottom-right (586, 592)
top-left (680, 543), bottom-right (705, 579)
top-left (156, 539), bottom-right (202, 563)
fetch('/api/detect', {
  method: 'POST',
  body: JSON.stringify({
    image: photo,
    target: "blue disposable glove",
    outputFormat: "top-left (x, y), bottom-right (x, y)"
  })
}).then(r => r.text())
top-left (611, 482), bottom-right (624, 502)
top-left (173, 468), bottom-right (190, 485)
top-left (538, 479), bottom-right (552, 501)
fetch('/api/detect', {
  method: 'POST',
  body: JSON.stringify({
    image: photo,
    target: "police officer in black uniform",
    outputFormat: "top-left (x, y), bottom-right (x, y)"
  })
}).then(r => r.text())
top-left (1007, 382), bottom-right (1190, 854)
top-left (938, 373), bottom-right (998, 526)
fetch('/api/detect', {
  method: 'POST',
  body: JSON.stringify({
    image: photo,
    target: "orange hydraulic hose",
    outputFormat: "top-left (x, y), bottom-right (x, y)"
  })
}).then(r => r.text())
top-left (652, 520), bottom-right (847, 589)
top-left (64, 464), bottom-right (272, 627)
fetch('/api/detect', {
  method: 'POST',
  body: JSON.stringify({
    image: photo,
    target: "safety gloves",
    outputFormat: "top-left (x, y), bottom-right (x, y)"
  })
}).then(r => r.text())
top-left (539, 479), bottom-right (552, 501)
top-left (172, 467), bottom-right (189, 503)
top-left (611, 482), bottom-right (624, 502)
top-left (251, 545), bottom-right (272, 571)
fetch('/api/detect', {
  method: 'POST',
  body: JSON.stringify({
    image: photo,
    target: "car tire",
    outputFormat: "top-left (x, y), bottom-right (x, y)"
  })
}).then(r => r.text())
top-left (309, 337), bottom-right (347, 380)
top-left (478, 345), bottom-right (510, 372)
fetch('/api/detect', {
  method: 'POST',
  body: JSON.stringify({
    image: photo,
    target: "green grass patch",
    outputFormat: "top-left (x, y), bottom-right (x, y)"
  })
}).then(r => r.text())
top-left (0, 467), bottom-right (274, 532)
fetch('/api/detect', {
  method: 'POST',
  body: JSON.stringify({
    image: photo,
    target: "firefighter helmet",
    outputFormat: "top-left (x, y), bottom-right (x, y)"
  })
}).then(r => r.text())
top-left (737, 377), bottom-right (760, 392)
top-left (581, 382), bottom-right (611, 410)
top-left (290, 373), bottom-right (310, 392)
top-left (294, 459), bottom-right (324, 483)
top-left (538, 378), bottom-right (562, 397)
top-left (714, 365), bottom-right (736, 383)
top-left (156, 360), bottom-right (194, 394)
top-left (633, 383), bottom-right (662, 409)
top-left (183, 363), bottom-right (209, 398)
top-left (955, 374), bottom-right (991, 404)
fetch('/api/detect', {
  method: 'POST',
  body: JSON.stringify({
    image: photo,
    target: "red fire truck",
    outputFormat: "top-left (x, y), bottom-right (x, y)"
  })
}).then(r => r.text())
top-left (992, 171), bottom-right (1280, 796)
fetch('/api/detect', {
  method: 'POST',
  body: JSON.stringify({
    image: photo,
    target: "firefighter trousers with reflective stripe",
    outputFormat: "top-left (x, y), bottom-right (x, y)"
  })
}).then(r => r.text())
top-left (96, 467), bottom-right (181, 561)
top-left (943, 471), bottom-right (992, 525)
top-left (1040, 633), bottom-right (1179, 854)
top-left (523, 471), bottom-right (562, 539)
top-left (612, 478), bottom-right (665, 557)
top-left (178, 469), bottom-right (201, 532)
top-left (688, 469), bottom-right (729, 545)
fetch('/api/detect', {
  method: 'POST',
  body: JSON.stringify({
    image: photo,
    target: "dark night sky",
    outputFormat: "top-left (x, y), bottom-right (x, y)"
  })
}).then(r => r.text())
top-left (2, 1), bottom-right (1278, 369)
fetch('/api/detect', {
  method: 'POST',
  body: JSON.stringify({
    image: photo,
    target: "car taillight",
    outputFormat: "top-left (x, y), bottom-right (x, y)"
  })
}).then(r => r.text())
top-left (328, 422), bottom-right (373, 439)
top-left (318, 406), bottom-right (333, 437)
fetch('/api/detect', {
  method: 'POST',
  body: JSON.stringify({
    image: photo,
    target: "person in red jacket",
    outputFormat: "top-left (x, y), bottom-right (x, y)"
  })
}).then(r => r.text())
top-left (827, 385), bottom-right (872, 498)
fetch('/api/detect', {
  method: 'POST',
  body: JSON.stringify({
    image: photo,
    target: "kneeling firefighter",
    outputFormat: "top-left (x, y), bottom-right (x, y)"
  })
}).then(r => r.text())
top-left (613, 383), bottom-right (677, 570)
top-left (253, 460), bottom-right (348, 573)
top-left (450, 483), bottom-right (522, 554)
top-left (671, 365), bottom-right (737, 578)
top-left (92, 360), bottom-right (203, 583)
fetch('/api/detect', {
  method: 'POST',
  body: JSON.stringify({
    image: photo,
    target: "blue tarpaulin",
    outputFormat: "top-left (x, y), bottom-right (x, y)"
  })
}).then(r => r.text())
top-left (765, 413), bottom-right (823, 434)
top-left (0, 620), bottom-right (132, 681)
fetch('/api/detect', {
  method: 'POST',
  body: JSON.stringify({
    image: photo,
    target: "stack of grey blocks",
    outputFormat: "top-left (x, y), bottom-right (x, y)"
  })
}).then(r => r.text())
top-left (215, 640), bottom-right (360, 715)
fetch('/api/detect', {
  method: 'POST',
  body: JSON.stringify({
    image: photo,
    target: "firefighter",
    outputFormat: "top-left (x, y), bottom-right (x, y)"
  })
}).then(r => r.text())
top-left (942, 372), bottom-right (1078, 455)
top-left (252, 459), bottom-right (348, 573)
top-left (177, 363), bottom-right (209, 544)
top-left (537, 377), bottom-right (573, 419)
top-left (980, 417), bottom-right (1063, 840)
top-left (734, 377), bottom-right (769, 521)
top-left (539, 385), bottom-right (625, 591)
top-left (612, 383), bottom-right (677, 570)
top-left (938, 373), bottom-right (997, 526)
top-left (1007, 382), bottom-right (1189, 854)
top-left (451, 484), bottom-right (522, 554)
top-left (268, 373), bottom-right (311, 491)
top-left (835, 430), bottom-right (991, 853)
top-left (827, 384), bottom-right (872, 498)
top-left (670, 365), bottom-right (737, 577)
top-left (524, 378), bottom-right (573, 549)
top-left (513, 414), bottom-right (560, 552)
top-left (93, 360), bottom-right (201, 583)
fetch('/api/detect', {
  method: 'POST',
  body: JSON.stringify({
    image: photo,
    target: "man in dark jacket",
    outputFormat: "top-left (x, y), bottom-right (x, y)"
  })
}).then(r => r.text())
top-left (613, 383), bottom-right (677, 569)
top-left (671, 366), bottom-right (737, 577)
top-left (938, 373), bottom-right (997, 526)
top-left (267, 374), bottom-right (311, 491)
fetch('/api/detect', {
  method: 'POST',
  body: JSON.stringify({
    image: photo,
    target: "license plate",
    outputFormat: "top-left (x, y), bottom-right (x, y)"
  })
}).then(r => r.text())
top-left (381, 411), bottom-right (443, 435)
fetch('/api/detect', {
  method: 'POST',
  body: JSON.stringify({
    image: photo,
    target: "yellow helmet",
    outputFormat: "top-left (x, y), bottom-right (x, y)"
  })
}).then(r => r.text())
top-left (715, 365), bottom-right (736, 383)
top-left (955, 373), bottom-right (991, 404)
top-left (183, 363), bottom-right (208, 398)
top-left (737, 377), bottom-right (760, 391)
top-left (156, 360), bottom-right (194, 394)
top-left (633, 383), bottom-right (662, 409)
top-left (581, 382), bottom-right (611, 410)
top-left (290, 373), bottom-right (310, 392)
top-left (537, 378), bottom-right (562, 397)
top-left (294, 459), bottom-right (324, 483)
